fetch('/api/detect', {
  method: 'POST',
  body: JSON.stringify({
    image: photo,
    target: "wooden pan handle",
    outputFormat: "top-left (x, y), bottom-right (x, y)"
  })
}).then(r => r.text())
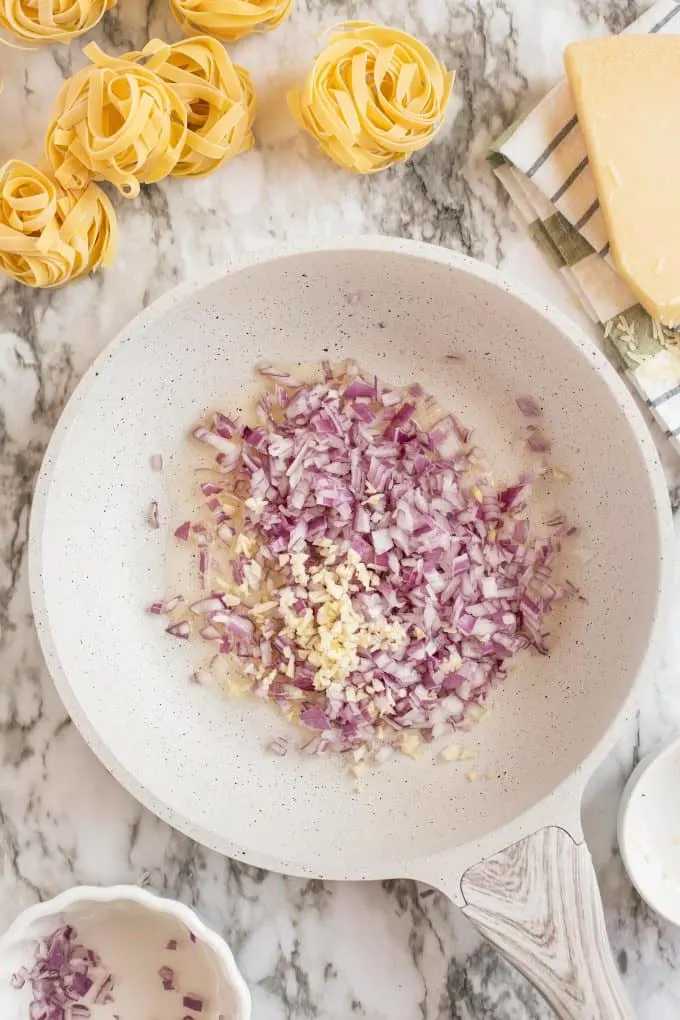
top-left (461, 827), bottom-right (633, 1020)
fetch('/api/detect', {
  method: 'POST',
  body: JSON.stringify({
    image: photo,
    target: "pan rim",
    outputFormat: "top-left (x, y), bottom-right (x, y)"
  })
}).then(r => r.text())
top-left (28, 235), bottom-right (675, 880)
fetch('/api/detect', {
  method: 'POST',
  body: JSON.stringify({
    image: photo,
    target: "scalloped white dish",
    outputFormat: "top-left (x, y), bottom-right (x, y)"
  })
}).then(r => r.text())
top-left (0, 885), bottom-right (250, 1020)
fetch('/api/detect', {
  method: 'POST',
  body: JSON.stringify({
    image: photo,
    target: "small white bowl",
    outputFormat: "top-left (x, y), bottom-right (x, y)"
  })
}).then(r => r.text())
top-left (0, 885), bottom-right (251, 1020)
top-left (618, 736), bottom-right (680, 926)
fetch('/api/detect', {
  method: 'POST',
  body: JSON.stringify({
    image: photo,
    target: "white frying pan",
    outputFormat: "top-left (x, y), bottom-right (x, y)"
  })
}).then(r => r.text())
top-left (29, 238), bottom-right (673, 1019)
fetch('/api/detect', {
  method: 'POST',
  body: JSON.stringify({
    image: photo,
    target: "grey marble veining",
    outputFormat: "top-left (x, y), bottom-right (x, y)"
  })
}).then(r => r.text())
top-left (2, 1), bottom-right (680, 1018)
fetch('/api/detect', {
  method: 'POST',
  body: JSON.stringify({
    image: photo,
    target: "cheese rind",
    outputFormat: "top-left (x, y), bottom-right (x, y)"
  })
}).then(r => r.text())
top-left (565, 36), bottom-right (680, 326)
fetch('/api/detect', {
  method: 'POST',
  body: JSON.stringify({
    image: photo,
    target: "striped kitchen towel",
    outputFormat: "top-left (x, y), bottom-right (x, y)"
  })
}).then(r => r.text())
top-left (490, 0), bottom-right (680, 453)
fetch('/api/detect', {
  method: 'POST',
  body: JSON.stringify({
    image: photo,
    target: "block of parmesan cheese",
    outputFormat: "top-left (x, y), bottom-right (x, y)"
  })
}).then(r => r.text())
top-left (565, 36), bottom-right (680, 326)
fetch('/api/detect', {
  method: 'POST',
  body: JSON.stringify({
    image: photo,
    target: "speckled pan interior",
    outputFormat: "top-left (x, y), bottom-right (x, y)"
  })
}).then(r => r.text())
top-left (29, 238), bottom-right (672, 882)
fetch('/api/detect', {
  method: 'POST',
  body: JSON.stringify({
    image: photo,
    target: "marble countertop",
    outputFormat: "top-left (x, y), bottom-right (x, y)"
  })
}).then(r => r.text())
top-left (2, 0), bottom-right (680, 1017)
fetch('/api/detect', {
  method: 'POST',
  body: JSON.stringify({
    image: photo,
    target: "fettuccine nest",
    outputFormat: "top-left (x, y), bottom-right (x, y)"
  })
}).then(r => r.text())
top-left (170, 0), bottom-right (292, 43)
top-left (45, 43), bottom-right (189, 198)
top-left (126, 37), bottom-right (256, 178)
top-left (0, 35), bottom-right (258, 289)
top-left (0, 0), bottom-right (116, 43)
top-left (288, 22), bottom-right (454, 173)
top-left (0, 160), bottom-right (116, 287)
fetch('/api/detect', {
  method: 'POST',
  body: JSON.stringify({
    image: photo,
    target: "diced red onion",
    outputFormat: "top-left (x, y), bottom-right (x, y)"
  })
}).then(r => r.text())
top-left (190, 597), bottom-right (224, 615)
top-left (13, 926), bottom-right (113, 1020)
top-left (200, 481), bottom-right (223, 497)
top-left (213, 412), bottom-right (237, 438)
top-left (269, 736), bottom-right (289, 756)
top-left (372, 529), bottom-right (393, 554)
top-left (148, 501), bottom-right (159, 529)
top-left (183, 994), bottom-right (204, 1012)
top-left (158, 965), bottom-right (175, 991)
top-left (344, 378), bottom-right (375, 399)
top-left (200, 625), bottom-right (221, 641)
top-left (93, 975), bottom-right (114, 1004)
top-left (526, 426), bottom-right (551, 454)
top-left (148, 595), bottom-right (183, 615)
top-left (156, 362), bottom-right (570, 762)
top-left (193, 427), bottom-right (239, 459)
top-left (258, 364), bottom-right (297, 384)
top-left (516, 396), bottom-right (542, 418)
top-left (301, 706), bottom-right (330, 730)
top-left (167, 621), bottom-right (190, 639)
top-left (11, 968), bottom-right (28, 989)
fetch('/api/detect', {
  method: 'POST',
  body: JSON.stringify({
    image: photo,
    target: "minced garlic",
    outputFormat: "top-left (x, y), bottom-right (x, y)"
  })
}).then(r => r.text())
top-left (401, 732), bottom-right (421, 759)
top-left (235, 533), bottom-right (254, 557)
top-left (276, 546), bottom-right (406, 693)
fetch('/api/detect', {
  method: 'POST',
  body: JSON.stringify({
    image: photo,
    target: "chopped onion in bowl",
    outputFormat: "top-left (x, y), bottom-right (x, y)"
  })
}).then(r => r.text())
top-left (12, 924), bottom-right (115, 1020)
top-left (151, 362), bottom-right (575, 764)
top-left (12, 926), bottom-right (219, 1020)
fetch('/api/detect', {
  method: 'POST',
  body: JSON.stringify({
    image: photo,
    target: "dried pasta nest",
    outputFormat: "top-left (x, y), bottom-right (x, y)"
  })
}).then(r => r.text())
top-left (169, 0), bottom-right (292, 43)
top-left (45, 42), bottom-right (188, 198)
top-left (0, 160), bottom-right (117, 287)
top-left (126, 37), bottom-right (256, 178)
top-left (288, 22), bottom-right (455, 174)
top-left (0, 0), bottom-right (116, 44)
